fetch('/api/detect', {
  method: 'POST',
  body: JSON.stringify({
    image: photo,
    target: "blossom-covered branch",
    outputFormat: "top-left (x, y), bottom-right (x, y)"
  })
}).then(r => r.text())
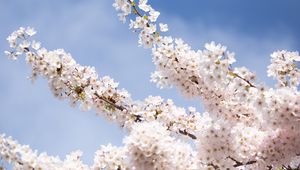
top-left (1, 0), bottom-right (300, 169)
top-left (0, 122), bottom-right (197, 170)
top-left (0, 134), bottom-right (90, 169)
top-left (114, 0), bottom-right (300, 124)
top-left (4, 27), bottom-right (201, 140)
top-left (114, 0), bottom-right (262, 124)
top-left (114, 0), bottom-right (300, 168)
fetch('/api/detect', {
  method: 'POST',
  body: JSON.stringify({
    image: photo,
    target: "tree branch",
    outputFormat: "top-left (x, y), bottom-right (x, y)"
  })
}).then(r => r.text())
top-left (228, 68), bottom-right (256, 88)
top-left (94, 92), bottom-right (128, 112)
top-left (227, 156), bottom-right (257, 168)
top-left (94, 93), bottom-right (197, 139)
top-left (127, 0), bottom-right (150, 27)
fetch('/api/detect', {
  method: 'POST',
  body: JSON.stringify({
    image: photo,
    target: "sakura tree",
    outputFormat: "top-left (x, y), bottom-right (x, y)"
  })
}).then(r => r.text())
top-left (1, 0), bottom-right (300, 169)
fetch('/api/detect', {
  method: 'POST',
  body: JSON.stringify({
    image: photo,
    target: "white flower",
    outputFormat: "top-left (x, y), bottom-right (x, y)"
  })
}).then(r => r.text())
top-left (19, 40), bottom-right (30, 51)
top-left (159, 23), bottom-right (168, 32)
top-left (32, 40), bottom-right (41, 50)
top-left (25, 27), bottom-right (36, 36)
top-left (145, 24), bottom-right (156, 34)
top-left (6, 34), bottom-right (17, 47)
top-left (133, 16), bottom-right (148, 29)
top-left (138, 0), bottom-right (151, 12)
top-left (188, 107), bottom-right (196, 113)
top-left (4, 51), bottom-right (18, 60)
top-left (113, 0), bottom-right (131, 23)
top-left (149, 9), bottom-right (160, 22)
top-left (113, 0), bottom-right (126, 10)
top-left (16, 27), bottom-right (26, 37)
top-left (205, 41), bottom-right (227, 55)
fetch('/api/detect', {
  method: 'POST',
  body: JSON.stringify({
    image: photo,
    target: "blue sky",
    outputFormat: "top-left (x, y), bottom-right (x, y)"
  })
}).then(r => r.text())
top-left (0, 0), bottom-right (299, 165)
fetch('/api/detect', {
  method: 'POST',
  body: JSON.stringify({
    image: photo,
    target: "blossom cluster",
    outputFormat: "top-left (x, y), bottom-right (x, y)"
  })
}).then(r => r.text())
top-left (125, 121), bottom-right (197, 170)
top-left (0, 134), bottom-right (89, 170)
top-left (1, 26), bottom-right (200, 169)
top-left (4, 26), bottom-right (200, 138)
top-left (0, 122), bottom-right (199, 170)
top-left (113, 0), bottom-right (300, 169)
top-left (115, 0), bottom-right (262, 125)
top-left (267, 50), bottom-right (300, 89)
top-left (1, 0), bottom-right (300, 169)
top-left (93, 144), bottom-right (128, 170)
top-left (113, 0), bottom-right (168, 48)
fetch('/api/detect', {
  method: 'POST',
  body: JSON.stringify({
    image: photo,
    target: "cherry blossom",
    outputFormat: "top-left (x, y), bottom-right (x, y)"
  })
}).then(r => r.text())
top-left (1, 0), bottom-right (300, 169)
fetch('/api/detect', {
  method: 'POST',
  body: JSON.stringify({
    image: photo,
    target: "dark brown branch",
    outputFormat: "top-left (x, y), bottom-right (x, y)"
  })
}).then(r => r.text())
top-left (178, 129), bottom-right (197, 140)
top-left (94, 93), bottom-right (128, 112)
top-left (207, 163), bottom-right (220, 170)
top-left (127, 0), bottom-right (142, 17)
top-left (227, 156), bottom-right (257, 167)
top-left (228, 68), bottom-right (256, 88)
top-left (94, 93), bottom-right (198, 139)
top-left (281, 165), bottom-right (300, 170)
top-left (235, 73), bottom-right (256, 88)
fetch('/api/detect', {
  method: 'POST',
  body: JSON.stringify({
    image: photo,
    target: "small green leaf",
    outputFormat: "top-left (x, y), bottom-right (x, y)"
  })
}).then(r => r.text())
top-left (244, 85), bottom-right (250, 92)
top-left (228, 71), bottom-right (237, 78)
top-left (154, 32), bottom-right (160, 38)
top-left (78, 92), bottom-right (85, 100)
top-left (105, 104), bottom-right (116, 112)
top-left (215, 60), bottom-right (221, 65)
top-left (130, 1), bottom-right (135, 6)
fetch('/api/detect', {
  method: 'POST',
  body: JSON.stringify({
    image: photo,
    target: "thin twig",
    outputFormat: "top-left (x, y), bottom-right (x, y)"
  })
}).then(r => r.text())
top-left (94, 93), bottom-right (198, 139)
top-left (178, 129), bottom-right (197, 140)
top-left (228, 68), bottom-right (256, 88)
top-left (94, 93), bottom-right (128, 112)
top-left (127, 0), bottom-right (150, 27)
top-left (227, 156), bottom-right (257, 167)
